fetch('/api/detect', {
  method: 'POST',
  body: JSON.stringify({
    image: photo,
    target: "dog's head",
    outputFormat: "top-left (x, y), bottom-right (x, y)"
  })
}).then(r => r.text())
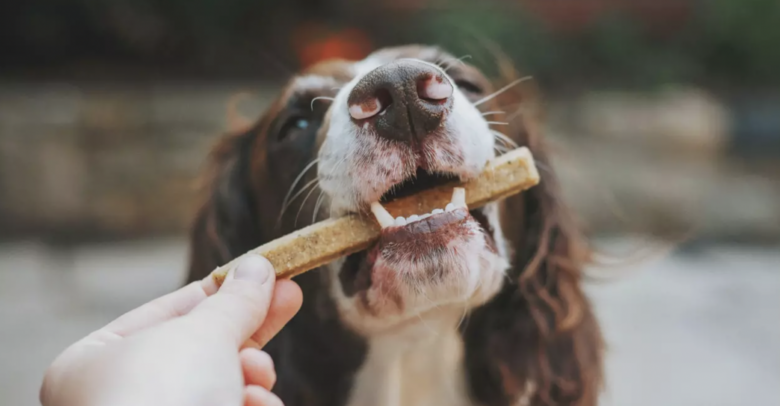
top-left (188, 44), bottom-right (602, 405)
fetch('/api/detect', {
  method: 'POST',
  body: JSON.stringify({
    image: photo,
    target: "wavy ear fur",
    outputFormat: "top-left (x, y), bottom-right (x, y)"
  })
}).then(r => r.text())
top-left (186, 127), bottom-right (265, 284)
top-left (462, 68), bottom-right (604, 406)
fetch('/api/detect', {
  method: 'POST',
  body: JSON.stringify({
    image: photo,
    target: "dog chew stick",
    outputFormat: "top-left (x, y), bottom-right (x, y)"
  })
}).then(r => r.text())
top-left (211, 147), bottom-right (540, 286)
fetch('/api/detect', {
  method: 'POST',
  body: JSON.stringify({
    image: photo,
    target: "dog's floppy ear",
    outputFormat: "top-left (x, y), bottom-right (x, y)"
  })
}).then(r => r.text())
top-left (186, 127), bottom-right (266, 284)
top-left (462, 75), bottom-right (604, 406)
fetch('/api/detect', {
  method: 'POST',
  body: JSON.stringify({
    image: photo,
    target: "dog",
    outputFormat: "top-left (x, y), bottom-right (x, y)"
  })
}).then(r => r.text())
top-left (186, 45), bottom-right (603, 406)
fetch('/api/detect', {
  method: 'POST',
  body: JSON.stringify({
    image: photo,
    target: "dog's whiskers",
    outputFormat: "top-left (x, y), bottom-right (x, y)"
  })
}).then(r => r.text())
top-left (312, 190), bottom-right (326, 225)
top-left (505, 104), bottom-right (529, 123)
top-left (311, 96), bottom-right (335, 111)
top-left (414, 285), bottom-right (445, 338)
top-left (481, 110), bottom-right (505, 117)
top-left (474, 76), bottom-right (532, 107)
top-left (534, 160), bottom-right (554, 177)
top-left (295, 182), bottom-right (320, 227)
top-left (494, 145), bottom-right (510, 155)
top-left (457, 275), bottom-right (485, 330)
top-left (282, 159), bottom-right (319, 208)
top-left (329, 155), bottom-right (349, 178)
top-left (440, 55), bottom-right (472, 73)
top-left (279, 177), bottom-right (319, 221)
top-left (493, 139), bottom-right (515, 151)
top-left (486, 121), bottom-right (509, 126)
top-left (491, 130), bottom-right (519, 149)
top-left (414, 312), bottom-right (441, 337)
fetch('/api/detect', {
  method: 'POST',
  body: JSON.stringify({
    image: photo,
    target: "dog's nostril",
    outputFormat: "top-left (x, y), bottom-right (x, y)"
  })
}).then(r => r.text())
top-left (348, 89), bottom-right (394, 120)
top-left (375, 88), bottom-right (393, 115)
top-left (417, 75), bottom-right (452, 101)
top-left (349, 97), bottom-right (382, 120)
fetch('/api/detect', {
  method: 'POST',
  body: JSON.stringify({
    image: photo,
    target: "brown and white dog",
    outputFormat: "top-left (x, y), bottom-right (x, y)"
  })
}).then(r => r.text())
top-left (186, 45), bottom-right (603, 406)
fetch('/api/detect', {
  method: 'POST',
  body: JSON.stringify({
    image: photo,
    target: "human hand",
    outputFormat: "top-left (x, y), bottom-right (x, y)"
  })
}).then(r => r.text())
top-left (40, 254), bottom-right (302, 406)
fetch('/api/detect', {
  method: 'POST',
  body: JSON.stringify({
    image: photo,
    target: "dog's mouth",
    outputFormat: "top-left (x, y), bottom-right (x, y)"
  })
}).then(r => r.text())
top-left (338, 169), bottom-right (497, 300)
top-left (379, 168), bottom-right (460, 203)
top-left (370, 184), bottom-right (494, 250)
top-left (371, 168), bottom-right (492, 242)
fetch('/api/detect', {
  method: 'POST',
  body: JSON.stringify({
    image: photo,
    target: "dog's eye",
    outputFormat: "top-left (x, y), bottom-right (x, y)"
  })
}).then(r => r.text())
top-left (454, 79), bottom-right (483, 95)
top-left (278, 116), bottom-right (310, 141)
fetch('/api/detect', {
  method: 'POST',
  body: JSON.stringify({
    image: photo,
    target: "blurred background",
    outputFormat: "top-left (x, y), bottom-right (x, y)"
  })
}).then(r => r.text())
top-left (1, 0), bottom-right (778, 405)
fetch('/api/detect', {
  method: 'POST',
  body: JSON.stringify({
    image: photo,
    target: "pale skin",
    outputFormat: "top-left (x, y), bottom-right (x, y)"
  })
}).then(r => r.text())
top-left (40, 254), bottom-right (303, 406)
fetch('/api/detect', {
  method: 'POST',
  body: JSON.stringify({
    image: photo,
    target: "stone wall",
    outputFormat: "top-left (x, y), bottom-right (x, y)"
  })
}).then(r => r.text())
top-left (1, 83), bottom-right (778, 243)
top-left (0, 83), bottom-right (275, 240)
top-left (548, 88), bottom-right (780, 241)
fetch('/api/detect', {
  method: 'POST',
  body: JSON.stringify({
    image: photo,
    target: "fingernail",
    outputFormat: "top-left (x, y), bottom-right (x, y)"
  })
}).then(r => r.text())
top-left (233, 254), bottom-right (272, 283)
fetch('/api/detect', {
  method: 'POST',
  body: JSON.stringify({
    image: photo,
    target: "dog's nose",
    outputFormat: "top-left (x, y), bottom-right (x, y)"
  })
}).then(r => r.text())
top-left (347, 60), bottom-right (453, 142)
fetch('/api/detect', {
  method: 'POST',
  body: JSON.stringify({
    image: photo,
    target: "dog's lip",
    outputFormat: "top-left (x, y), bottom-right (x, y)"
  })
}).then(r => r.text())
top-left (375, 206), bottom-right (494, 246)
top-left (379, 207), bottom-right (469, 240)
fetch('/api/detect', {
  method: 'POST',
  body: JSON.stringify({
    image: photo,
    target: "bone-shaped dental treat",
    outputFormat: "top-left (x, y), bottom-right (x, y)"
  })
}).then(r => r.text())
top-left (211, 147), bottom-right (540, 286)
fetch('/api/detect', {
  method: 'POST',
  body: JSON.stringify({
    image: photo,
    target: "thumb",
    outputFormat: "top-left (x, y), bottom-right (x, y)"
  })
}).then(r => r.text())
top-left (185, 254), bottom-right (276, 347)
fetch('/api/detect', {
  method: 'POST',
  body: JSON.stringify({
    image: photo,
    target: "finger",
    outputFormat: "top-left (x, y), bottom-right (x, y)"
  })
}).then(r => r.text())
top-left (200, 268), bottom-right (220, 296)
top-left (248, 279), bottom-right (302, 348)
top-left (102, 281), bottom-right (209, 337)
top-left (244, 385), bottom-right (284, 406)
top-left (240, 348), bottom-right (276, 390)
top-left (185, 254), bottom-right (276, 346)
top-left (241, 337), bottom-right (262, 351)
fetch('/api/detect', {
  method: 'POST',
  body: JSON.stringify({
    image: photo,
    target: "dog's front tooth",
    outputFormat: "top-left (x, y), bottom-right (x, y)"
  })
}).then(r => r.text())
top-left (408, 214), bottom-right (420, 222)
top-left (395, 216), bottom-right (407, 226)
top-left (451, 187), bottom-right (467, 209)
top-left (371, 202), bottom-right (395, 228)
top-left (445, 203), bottom-right (456, 212)
top-left (432, 209), bottom-right (444, 215)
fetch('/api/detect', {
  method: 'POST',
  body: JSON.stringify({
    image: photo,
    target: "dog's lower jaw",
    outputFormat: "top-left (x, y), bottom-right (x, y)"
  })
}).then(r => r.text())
top-left (344, 309), bottom-right (473, 406)
top-left (327, 202), bottom-right (510, 406)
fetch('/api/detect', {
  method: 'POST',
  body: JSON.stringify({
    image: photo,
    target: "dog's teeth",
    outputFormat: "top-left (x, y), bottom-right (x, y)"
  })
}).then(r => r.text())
top-left (420, 213), bottom-right (431, 220)
top-left (445, 203), bottom-right (456, 212)
top-left (451, 187), bottom-right (467, 209)
top-left (395, 216), bottom-right (407, 226)
top-left (432, 209), bottom-right (444, 215)
top-left (370, 202), bottom-right (395, 228)
top-left (408, 214), bottom-right (419, 222)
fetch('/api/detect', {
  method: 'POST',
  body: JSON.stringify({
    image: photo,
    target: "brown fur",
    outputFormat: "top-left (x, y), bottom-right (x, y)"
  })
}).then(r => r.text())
top-left (460, 65), bottom-right (603, 406)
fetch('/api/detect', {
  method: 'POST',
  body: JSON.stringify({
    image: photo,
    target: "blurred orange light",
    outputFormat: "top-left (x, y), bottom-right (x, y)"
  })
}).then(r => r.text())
top-left (293, 24), bottom-right (372, 67)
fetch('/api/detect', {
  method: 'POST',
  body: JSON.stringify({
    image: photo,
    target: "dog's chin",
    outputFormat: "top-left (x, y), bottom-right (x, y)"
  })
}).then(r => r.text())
top-left (332, 207), bottom-right (509, 335)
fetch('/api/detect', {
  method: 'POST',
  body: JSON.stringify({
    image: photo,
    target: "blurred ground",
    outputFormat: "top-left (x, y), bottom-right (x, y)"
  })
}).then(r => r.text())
top-left (1, 238), bottom-right (778, 406)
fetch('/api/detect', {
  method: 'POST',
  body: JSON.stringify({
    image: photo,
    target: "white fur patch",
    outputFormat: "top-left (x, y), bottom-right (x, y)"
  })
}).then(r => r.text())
top-left (345, 310), bottom-right (472, 406)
